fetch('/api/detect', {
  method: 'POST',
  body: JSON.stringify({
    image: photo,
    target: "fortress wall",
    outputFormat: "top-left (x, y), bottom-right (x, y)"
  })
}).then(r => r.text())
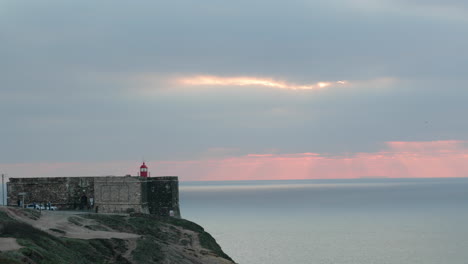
top-left (145, 176), bottom-right (180, 218)
top-left (94, 176), bottom-right (148, 214)
top-left (7, 177), bottom-right (94, 209)
top-left (7, 176), bottom-right (180, 217)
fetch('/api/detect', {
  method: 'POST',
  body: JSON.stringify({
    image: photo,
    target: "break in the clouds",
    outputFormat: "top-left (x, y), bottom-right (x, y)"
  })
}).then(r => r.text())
top-left (177, 75), bottom-right (348, 90)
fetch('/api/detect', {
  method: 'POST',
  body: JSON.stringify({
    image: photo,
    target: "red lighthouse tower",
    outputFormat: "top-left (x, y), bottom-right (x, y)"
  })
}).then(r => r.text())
top-left (139, 162), bottom-right (149, 177)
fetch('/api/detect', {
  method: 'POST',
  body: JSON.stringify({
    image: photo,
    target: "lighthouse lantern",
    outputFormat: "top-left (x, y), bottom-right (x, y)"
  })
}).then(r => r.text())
top-left (140, 162), bottom-right (149, 177)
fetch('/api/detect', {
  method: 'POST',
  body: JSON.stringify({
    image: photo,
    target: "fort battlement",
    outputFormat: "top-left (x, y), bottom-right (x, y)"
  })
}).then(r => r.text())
top-left (7, 176), bottom-right (180, 217)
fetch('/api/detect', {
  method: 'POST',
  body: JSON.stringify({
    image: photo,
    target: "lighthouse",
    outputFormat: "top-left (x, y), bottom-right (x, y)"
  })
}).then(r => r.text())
top-left (139, 162), bottom-right (149, 177)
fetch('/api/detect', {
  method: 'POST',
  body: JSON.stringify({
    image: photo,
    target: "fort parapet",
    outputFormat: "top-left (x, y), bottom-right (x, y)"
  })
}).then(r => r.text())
top-left (7, 176), bottom-right (180, 217)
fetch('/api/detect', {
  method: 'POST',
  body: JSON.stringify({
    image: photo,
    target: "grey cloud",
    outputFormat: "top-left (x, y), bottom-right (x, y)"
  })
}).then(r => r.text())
top-left (1, 0), bottom-right (467, 163)
top-left (398, 0), bottom-right (468, 8)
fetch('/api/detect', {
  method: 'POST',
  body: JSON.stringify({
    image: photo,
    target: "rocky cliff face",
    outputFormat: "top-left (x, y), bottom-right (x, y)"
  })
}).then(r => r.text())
top-left (0, 208), bottom-right (235, 264)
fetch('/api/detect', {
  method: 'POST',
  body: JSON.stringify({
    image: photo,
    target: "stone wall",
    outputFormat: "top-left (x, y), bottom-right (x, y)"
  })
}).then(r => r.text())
top-left (7, 176), bottom-right (180, 217)
top-left (7, 177), bottom-right (94, 209)
top-left (94, 176), bottom-right (148, 214)
top-left (145, 177), bottom-right (180, 217)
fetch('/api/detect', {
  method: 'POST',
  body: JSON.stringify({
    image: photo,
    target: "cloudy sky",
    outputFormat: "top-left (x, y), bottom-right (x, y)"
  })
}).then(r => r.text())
top-left (1, 0), bottom-right (468, 180)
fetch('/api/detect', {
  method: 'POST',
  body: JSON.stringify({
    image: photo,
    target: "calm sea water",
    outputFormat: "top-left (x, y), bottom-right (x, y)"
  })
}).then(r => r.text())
top-left (180, 178), bottom-right (468, 264)
top-left (0, 184), bottom-right (6, 206)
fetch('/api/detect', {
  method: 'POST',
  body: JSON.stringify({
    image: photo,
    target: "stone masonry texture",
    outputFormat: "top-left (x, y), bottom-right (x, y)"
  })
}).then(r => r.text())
top-left (7, 176), bottom-right (180, 217)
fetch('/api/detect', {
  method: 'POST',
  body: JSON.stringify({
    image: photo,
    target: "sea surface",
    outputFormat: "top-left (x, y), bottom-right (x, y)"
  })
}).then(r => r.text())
top-left (180, 178), bottom-right (468, 264)
top-left (0, 184), bottom-right (6, 206)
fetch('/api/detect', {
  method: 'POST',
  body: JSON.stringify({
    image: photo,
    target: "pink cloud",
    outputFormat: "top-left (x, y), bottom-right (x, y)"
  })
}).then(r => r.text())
top-left (153, 140), bottom-right (468, 180)
top-left (1, 140), bottom-right (467, 181)
top-left (177, 75), bottom-right (348, 90)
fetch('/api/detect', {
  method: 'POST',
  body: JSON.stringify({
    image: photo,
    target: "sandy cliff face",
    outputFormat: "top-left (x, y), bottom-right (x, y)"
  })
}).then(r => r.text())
top-left (0, 207), bottom-right (235, 264)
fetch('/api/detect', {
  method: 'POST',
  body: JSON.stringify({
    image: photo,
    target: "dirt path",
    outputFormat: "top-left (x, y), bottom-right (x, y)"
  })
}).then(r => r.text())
top-left (0, 237), bottom-right (22, 252)
top-left (122, 238), bottom-right (138, 264)
top-left (0, 208), bottom-right (235, 263)
top-left (1, 207), bottom-right (140, 240)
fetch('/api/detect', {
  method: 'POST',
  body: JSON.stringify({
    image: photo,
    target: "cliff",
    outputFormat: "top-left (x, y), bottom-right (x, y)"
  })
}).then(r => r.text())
top-left (0, 208), bottom-right (235, 264)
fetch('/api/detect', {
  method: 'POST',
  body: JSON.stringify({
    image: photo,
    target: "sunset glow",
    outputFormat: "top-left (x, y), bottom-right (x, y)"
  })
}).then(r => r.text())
top-left (3, 2), bottom-right (467, 262)
top-left (178, 75), bottom-right (348, 90)
top-left (3, 141), bottom-right (467, 181)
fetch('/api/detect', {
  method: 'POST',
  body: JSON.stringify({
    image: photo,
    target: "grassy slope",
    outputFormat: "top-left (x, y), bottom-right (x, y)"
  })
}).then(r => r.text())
top-left (0, 211), bottom-right (129, 264)
top-left (85, 213), bottom-right (234, 262)
top-left (0, 210), bottom-right (233, 264)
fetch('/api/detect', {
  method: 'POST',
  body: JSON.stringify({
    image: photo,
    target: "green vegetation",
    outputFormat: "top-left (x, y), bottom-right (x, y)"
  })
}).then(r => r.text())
top-left (0, 254), bottom-right (24, 264)
top-left (49, 228), bottom-right (66, 234)
top-left (132, 237), bottom-right (164, 264)
top-left (85, 213), bottom-right (233, 262)
top-left (0, 213), bottom-right (128, 264)
top-left (0, 210), bottom-right (233, 263)
top-left (0, 211), bottom-right (11, 222)
top-left (83, 214), bottom-right (167, 261)
top-left (83, 214), bottom-right (133, 232)
top-left (22, 209), bottom-right (41, 220)
top-left (199, 231), bottom-right (232, 260)
top-left (154, 215), bottom-right (234, 261)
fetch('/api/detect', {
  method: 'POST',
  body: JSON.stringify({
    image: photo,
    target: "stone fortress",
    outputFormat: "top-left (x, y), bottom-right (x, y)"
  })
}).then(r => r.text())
top-left (6, 162), bottom-right (180, 218)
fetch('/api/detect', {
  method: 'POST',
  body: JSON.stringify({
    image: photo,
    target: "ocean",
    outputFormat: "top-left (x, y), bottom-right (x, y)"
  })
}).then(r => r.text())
top-left (180, 178), bottom-right (468, 264)
top-left (0, 184), bottom-right (6, 206)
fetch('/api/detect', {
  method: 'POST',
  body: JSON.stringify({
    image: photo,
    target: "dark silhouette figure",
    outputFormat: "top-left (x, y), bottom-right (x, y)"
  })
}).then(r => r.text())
top-left (80, 194), bottom-right (88, 210)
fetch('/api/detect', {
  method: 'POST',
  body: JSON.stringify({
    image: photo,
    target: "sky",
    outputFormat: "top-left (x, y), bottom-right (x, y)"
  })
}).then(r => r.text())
top-left (1, 0), bottom-right (468, 180)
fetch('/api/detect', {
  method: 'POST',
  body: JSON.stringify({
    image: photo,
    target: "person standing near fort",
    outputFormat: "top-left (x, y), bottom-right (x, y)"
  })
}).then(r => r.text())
top-left (80, 194), bottom-right (87, 210)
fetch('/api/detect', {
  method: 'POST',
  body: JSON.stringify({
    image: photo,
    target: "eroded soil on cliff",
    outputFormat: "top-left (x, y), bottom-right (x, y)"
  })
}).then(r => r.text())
top-left (0, 207), bottom-right (235, 264)
top-left (0, 237), bottom-right (22, 252)
top-left (2, 207), bottom-right (140, 240)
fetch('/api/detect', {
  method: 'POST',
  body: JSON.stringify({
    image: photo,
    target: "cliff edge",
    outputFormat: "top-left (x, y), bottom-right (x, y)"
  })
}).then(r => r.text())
top-left (0, 207), bottom-right (235, 264)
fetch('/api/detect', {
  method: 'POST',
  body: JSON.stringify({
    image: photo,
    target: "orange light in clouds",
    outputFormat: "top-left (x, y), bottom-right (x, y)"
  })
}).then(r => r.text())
top-left (317, 82), bottom-right (331, 88)
top-left (178, 75), bottom-right (348, 90)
